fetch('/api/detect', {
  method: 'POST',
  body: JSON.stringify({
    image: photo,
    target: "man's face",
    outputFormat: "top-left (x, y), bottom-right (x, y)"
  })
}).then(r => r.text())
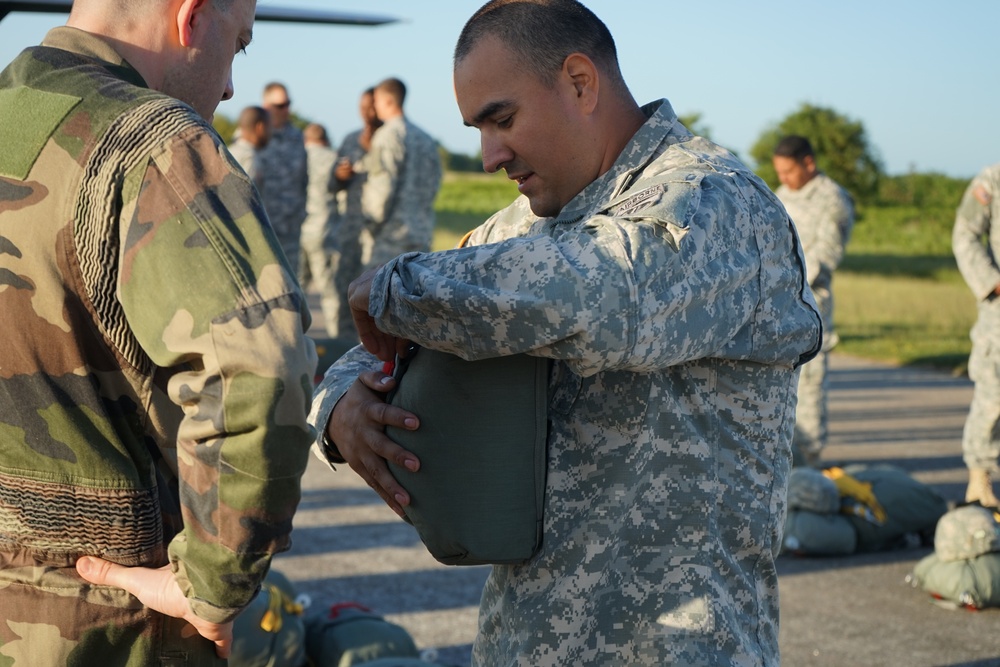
top-left (454, 36), bottom-right (597, 218)
top-left (773, 155), bottom-right (817, 191)
top-left (360, 92), bottom-right (377, 125)
top-left (263, 86), bottom-right (291, 128)
top-left (372, 88), bottom-right (392, 121)
top-left (162, 0), bottom-right (255, 121)
top-left (255, 119), bottom-right (271, 147)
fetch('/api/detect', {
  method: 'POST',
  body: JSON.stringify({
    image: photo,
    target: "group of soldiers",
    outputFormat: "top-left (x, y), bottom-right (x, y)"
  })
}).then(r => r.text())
top-left (777, 137), bottom-right (1000, 509)
top-left (229, 78), bottom-right (443, 340)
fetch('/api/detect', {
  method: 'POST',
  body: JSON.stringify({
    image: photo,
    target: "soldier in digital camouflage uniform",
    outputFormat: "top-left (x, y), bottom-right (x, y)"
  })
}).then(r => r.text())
top-left (0, 0), bottom-right (317, 663)
top-left (953, 163), bottom-right (1000, 507)
top-left (301, 123), bottom-right (341, 336)
top-left (358, 77), bottom-right (442, 269)
top-left (309, 1), bottom-right (821, 665)
top-left (332, 88), bottom-right (382, 342)
top-left (259, 82), bottom-right (308, 272)
top-left (773, 135), bottom-right (854, 468)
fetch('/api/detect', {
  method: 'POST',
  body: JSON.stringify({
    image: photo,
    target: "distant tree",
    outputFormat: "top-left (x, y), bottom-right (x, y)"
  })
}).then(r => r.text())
top-left (678, 112), bottom-right (712, 140)
top-left (212, 114), bottom-right (237, 143)
top-left (439, 146), bottom-right (485, 173)
top-left (877, 171), bottom-right (967, 209)
top-left (750, 103), bottom-right (883, 202)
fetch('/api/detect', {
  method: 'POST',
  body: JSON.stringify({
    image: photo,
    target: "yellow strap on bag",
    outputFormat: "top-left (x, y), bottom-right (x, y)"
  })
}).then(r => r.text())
top-left (259, 583), bottom-right (305, 633)
top-left (823, 466), bottom-right (888, 524)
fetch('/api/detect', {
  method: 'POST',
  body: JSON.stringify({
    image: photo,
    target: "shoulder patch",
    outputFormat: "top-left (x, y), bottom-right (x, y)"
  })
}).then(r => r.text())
top-left (973, 185), bottom-right (992, 207)
top-left (612, 183), bottom-right (667, 216)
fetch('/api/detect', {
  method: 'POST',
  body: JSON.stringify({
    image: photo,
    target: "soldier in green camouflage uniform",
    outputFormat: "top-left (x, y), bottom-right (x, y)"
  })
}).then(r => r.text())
top-left (773, 136), bottom-right (855, 467)
top-left (310, 2), bottom-right (821, 665)
top-left (0, 0), bottom-right (316, 663)
top-left (260, 82), bottom-right (308, 272)
top-left (301, 123), bottom-right (341, 336)
top-left (358, 78), bottom-right (442, 269)
top-left (953, 163), bottom-right (1000, 507)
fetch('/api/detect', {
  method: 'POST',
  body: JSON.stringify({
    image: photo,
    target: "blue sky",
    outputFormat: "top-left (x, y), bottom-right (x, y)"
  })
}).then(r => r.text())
top-left (1, 1), bottom-right (997, 178)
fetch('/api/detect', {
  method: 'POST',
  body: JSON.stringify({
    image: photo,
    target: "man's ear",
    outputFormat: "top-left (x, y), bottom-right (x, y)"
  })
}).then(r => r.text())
top-left (176, 0), bottom-right (210, 48)
top-left (562, 53), bottom-right (599, 114)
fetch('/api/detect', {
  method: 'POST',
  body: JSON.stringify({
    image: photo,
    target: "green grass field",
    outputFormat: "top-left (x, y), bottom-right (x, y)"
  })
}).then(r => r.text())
top-left (432, 173), bottom-right (976, 372)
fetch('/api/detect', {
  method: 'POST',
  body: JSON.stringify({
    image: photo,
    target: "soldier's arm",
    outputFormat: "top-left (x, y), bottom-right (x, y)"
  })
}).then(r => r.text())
top-left (119, 124), bottom-right (316, 624)
top-left (953, 177), bottom-right (1000, 300)
top-left (804, 188), bottom-right (854, 288)
top-left (360, 174), bottom-right (770, 377)
top-left (308, 342), bottom-right (420, 517)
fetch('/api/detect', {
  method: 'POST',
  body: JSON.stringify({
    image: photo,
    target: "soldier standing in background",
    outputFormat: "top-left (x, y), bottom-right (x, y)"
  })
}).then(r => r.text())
top-left (359, 77), bottom-right (442, 269)
top-left (953, 163), bottom-right (1000, 507)
top-left (310, 1), bottom-right (821, 663)
top-left (773, 135), bottom-right (855, 468)
top-left (229, 105), bottom-right (271, 191)
top-left (302, 122), bottom-right (342, 336)
top-left (333, 87), bottom-right (382, 341)
top-left (0, 0), bottom-right (316, 662)
top-left (260, 81), bottom-right (308, 270)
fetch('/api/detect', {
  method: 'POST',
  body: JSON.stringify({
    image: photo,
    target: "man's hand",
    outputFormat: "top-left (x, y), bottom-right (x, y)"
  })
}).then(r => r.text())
top-left (75, 556), bottom-right (234, 659)
top-left (335, 158), bottom-right (354, 183)
top-left (330, 369), bottom-right (421, 516)
top-left (348, 267), bottom-right (411, 363)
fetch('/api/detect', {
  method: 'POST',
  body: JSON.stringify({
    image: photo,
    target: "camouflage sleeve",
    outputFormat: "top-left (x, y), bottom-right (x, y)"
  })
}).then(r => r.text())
top-left (367, 174), bottom-right (764, 377)
top-left (308, 344), bottom-right (382, 466)
top-left (120, 125), bottom-right (317, 623)
top-left (953, 175), bottom-right (1000, 301)
top-left (361, 125), bottom-right (403, 225)
top-left (803, 186), bottom-right (854, 287)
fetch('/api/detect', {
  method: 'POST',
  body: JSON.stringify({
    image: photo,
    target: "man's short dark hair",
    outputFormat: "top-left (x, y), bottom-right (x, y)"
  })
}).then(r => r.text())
top-left (376, 78), bottom-right (406, 108)
top-left (773, 135), bottom-right (815, 162)
top-left (454, 0), bottom-right (625, 90)
top-left (238, 105), bottom-right (268, 130)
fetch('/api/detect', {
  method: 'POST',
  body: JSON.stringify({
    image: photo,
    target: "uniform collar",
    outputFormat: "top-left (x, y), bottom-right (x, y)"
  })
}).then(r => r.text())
top-left (554, 99), bottom-right (685, 223)
top-left (40, 26), bottom-right (148, 88)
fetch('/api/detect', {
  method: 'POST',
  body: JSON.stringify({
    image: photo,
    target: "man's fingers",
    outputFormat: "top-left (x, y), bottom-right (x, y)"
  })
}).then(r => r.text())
top-left (213, 629), bottom-right (234, 659)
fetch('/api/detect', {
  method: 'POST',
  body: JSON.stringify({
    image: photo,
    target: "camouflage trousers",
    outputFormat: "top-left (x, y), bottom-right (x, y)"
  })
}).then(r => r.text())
top-left (0, 559), bottom-right (223, 666)
top-left (299, 230), bottom-right (340, 338)
top-left (792, 348), bottom-right (829, 467)
top-left (962, 336), bottom-right (1000, 471)
top-left (330, 214), bottom-right (366, 343)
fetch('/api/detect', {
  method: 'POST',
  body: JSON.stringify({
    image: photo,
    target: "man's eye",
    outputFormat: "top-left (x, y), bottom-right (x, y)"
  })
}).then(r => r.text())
top-left (497, 116), bottom-right (513, 129)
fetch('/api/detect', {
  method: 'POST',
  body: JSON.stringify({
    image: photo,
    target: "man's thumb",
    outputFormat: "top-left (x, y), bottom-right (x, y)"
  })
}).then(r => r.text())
top-left (76, 555), bottom-right (116, 586)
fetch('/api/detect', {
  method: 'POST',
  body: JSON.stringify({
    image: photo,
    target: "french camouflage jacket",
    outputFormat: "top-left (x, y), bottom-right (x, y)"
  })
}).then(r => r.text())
top-left (312, 99), bottom-right (821, 666)
top-left (0, 27), bottom-right (315, 663)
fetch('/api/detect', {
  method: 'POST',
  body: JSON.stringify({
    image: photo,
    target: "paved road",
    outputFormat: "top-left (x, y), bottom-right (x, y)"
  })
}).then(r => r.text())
top-left (281, 333), bottom-right (1000, 666)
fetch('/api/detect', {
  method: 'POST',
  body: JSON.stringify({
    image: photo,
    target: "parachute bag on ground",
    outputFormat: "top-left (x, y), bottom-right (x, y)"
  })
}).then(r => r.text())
top-left (911, 552), bottom-right (1000, 609)
top-left (385, 347), bottom-right (549, 566)
top-left (782, 509), bottom-right (857, 556)
top-left (231, 569), bottom-right (307, 667)
top-left (304, 603), bottom-right (420, 666)
top-left (841, 464), bottom-right (948, 552)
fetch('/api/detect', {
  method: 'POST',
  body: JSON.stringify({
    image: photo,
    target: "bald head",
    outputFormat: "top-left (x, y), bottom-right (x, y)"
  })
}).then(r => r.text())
top-left (66, 0), bottom-right (255, 120)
